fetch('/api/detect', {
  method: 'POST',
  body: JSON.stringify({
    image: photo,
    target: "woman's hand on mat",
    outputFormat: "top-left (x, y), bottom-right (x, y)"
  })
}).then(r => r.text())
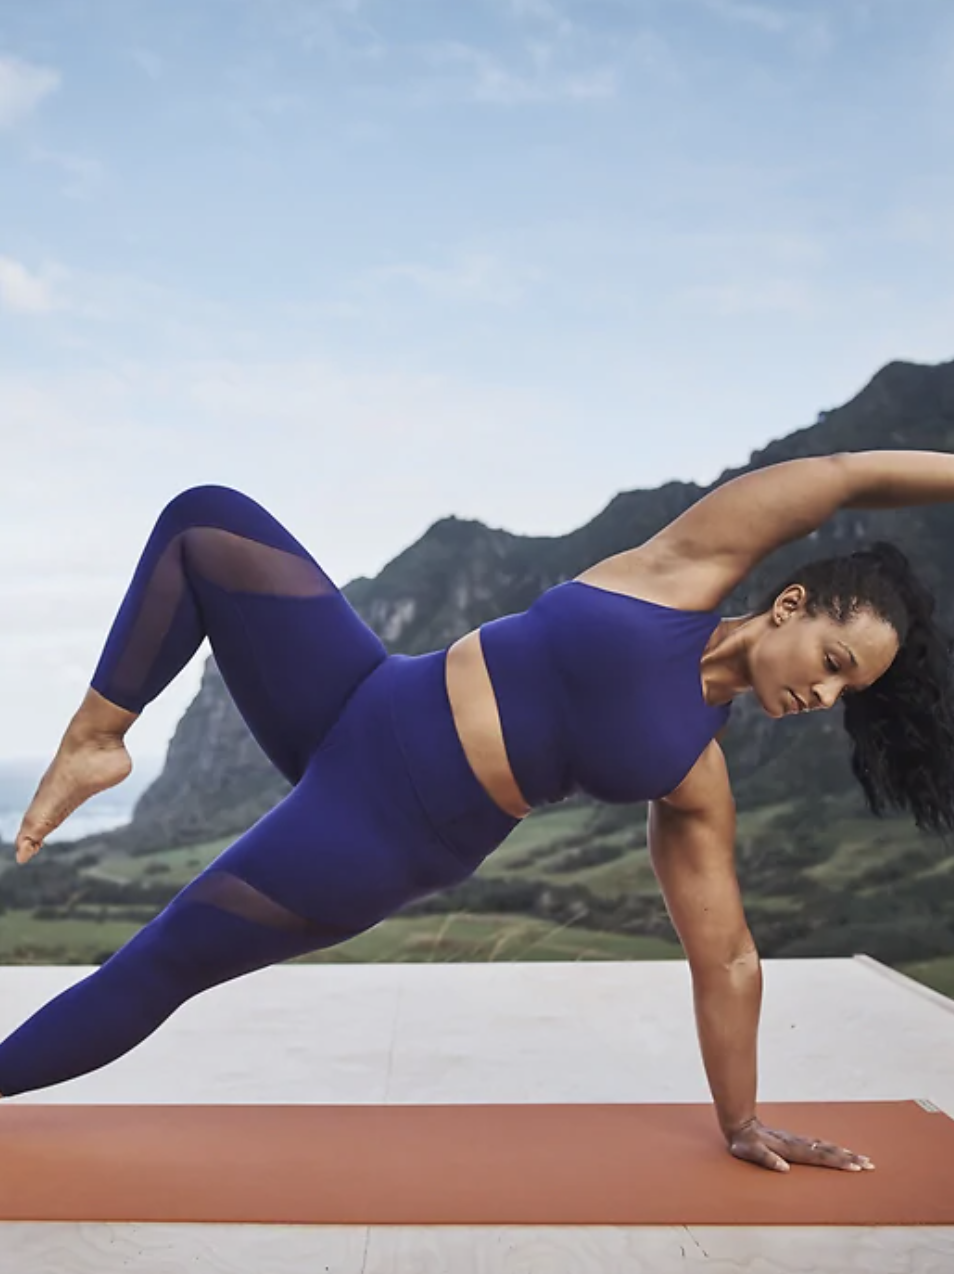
top-left (726, 1118), bottom-right (876, 1173)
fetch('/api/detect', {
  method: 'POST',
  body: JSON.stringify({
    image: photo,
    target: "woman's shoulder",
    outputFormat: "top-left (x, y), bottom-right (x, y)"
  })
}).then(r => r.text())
top-left (572, 546), bottom-right (730, 613)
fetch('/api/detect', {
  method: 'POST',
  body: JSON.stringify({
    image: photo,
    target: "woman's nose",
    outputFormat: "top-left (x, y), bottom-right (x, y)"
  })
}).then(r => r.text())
top-left (812, 682), bottom-right (841, 710)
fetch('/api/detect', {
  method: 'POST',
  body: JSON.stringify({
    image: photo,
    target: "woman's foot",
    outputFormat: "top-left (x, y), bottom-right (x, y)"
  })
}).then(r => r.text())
top-left (15, 731), bottom-right (134, 865)
top-left (15, 686), bottom-right (139, 864)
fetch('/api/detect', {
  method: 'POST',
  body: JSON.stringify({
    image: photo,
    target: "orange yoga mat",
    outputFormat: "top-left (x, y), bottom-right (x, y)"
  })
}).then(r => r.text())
top-left (0, 1100), bottom-right (951, 1226)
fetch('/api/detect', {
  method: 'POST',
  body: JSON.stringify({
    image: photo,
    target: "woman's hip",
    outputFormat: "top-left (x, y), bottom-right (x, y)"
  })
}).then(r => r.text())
top-left (308, 651), bottom-right (520, 875)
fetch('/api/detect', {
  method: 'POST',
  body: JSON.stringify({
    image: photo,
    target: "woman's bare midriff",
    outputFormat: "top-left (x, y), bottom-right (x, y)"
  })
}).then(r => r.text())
top-left (445, 630), bottom-right (531, 820)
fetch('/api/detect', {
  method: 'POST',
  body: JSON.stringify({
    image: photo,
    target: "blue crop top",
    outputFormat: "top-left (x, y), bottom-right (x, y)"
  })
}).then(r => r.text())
top-left (478, 581), bottom-right (731, 807)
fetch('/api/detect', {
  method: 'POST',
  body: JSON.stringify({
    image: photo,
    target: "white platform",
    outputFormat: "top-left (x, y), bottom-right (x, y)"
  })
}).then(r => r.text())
top-left (0, 955), bottom-right (952, 1272)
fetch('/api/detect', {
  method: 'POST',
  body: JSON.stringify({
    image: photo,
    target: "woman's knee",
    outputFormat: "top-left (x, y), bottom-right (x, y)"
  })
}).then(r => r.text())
top-left (158, 484), bottom-right (247, 529)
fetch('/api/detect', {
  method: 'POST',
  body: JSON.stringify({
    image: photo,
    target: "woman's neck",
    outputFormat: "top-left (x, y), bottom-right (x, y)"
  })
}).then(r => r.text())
top-left (700, 614), bottom-right (765, 706)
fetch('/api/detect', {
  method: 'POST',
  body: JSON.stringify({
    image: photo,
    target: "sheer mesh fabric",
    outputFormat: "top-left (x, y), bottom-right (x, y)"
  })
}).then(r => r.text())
top-left (107, 525), bottom-right (336, 709)
top-left (181, 868), bottom-right (330, 937)
top-left (90, 485), bottom-right (387, 784)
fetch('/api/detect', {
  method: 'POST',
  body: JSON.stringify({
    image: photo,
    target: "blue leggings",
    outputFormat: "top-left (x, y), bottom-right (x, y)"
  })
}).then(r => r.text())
top-left (0, 486), bottom-right (518, 1097)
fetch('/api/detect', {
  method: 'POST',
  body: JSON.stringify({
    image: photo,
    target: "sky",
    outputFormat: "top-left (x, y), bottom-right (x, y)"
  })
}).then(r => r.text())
top-left (2, 0), bottom-right (954, 769)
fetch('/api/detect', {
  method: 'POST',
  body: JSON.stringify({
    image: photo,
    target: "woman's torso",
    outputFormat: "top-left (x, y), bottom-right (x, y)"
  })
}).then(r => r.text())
top-left (444, 557), bottom-right (730, 818)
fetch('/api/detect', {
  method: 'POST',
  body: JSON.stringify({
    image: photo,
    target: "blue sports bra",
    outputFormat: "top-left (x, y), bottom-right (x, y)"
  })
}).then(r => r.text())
top-left (478, 581), bottom-right (731, 807)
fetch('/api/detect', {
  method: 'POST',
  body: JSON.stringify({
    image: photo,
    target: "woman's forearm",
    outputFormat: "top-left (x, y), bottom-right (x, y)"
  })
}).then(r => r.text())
top-left (692, 954), bottom-right (762, 1140)
top-left (840, 450), bottom-right (954, 509)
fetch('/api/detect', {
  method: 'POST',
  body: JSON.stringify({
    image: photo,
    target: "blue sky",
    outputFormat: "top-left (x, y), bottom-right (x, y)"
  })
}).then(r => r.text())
top-left (2, 0), bottom-right (954, 770)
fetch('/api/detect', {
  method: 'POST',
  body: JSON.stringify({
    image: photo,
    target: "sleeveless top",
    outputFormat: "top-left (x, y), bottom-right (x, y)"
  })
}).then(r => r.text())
top-left (478, 581), bottom-right (732, 807)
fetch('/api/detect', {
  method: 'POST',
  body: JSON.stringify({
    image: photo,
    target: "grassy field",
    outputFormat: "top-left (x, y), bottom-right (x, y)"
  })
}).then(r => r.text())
top-left (0, 905), bottom-right (680, 966)
top-left (1, 800), bottom-right (951, 1005)
top-left (83, 838), bottom-right (235, 886)
top-left (0, 911), bottom-right (142, 964)
top-left (292, 913), bottom-right (684, 964)
top-left (2, 903), bottom-right (951, 1003)
top-left (897, 955), bottom-right (954, 1001)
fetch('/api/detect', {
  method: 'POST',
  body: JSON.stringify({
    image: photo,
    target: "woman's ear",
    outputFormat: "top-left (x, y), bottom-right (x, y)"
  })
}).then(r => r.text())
top-left (773, 584), bottom-right (806, 624)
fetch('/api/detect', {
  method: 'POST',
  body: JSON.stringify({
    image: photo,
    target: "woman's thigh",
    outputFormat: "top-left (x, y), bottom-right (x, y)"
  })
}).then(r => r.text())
top-left (93, 485), bottom-right (387, 782)
top-left (172, 723), bottom-right (472, 947)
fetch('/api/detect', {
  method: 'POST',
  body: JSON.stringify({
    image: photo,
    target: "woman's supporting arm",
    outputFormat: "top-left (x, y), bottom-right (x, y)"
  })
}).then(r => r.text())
top-left (647, 741), bottom-right (761, 1139)
top-left (689, 952), bottom-right (763, 1141)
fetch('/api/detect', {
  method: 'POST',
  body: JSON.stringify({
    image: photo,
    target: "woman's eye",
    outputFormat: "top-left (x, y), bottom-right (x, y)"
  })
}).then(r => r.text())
top-left (825, 656), bottom-right (839, 673)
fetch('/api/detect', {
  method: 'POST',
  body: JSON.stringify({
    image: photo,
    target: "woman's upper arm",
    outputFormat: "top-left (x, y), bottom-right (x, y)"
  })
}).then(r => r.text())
top-left (647, 741), bottom-right (755, 971)
top-left (605, 453), bottom-right (854, 609)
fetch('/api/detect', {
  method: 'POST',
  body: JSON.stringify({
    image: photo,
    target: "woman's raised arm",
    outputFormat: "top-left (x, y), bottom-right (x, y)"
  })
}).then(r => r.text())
top-left (615, 450), bottom-right (954, 610)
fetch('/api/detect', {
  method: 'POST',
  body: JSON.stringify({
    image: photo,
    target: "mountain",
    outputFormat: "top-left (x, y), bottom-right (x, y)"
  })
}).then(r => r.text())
top-left (64, 356), bottom-right (954, 856)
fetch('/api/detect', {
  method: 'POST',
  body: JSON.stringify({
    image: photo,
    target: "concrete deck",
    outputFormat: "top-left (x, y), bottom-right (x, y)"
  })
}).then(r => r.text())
top-left (0, 954), bottom-right (952, 1272)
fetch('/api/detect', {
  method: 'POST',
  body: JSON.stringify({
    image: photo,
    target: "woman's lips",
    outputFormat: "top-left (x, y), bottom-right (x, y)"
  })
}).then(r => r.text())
top-left (788, 689), bottom-right (806, 713)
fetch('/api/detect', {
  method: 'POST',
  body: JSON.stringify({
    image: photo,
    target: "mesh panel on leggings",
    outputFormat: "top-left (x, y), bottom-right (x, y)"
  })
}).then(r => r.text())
top-left (181, 869), bottom-right (329, 935)
top-left (109, 525), bottom-right (336, 708)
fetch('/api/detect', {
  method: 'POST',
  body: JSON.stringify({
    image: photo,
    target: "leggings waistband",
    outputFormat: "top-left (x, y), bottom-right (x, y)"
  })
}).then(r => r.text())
top-left (386, 652), bottom-right (520, 870)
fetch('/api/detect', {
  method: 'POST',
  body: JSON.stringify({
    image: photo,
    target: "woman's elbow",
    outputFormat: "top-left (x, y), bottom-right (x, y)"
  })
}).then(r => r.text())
top-left (689, 937), bottom-right (760, 980)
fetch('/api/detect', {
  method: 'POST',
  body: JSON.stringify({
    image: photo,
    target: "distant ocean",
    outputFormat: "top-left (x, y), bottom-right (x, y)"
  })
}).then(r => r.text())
top-left (0, 756), bottom-right (164, 844)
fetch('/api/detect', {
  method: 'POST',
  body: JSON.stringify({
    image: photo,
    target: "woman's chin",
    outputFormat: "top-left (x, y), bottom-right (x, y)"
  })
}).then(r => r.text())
top-left (757, 689), bottom-right (786, 720)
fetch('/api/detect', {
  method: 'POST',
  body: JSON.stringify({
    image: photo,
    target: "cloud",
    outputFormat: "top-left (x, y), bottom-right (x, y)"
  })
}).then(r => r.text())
top-left (29, 147), bottom-right (106, 200)
top-left (677, 277), bottom-right (819, 318)
top-left (883, 204), bottom-right (954, 255)
top-left (696, 0), bottom-right (833, 54)
top-left (0, 53), bottom-right (60, 129)
top-left (360, 250), bottom-right (541, 306)
top-left (407, 0), bottom-right (644, 106)
top-left (418, 40), bottom-right (617, 105)
top-left (128, 48), bottom-right (165, 81)
top-left (0, 257), bottom-right (65, 315)
top-left (701, 0), bottom-right (789, 33)
top-left (244, 0), bottom-right (385, 60)
top-left (506, 0), bottom-right (576, 38)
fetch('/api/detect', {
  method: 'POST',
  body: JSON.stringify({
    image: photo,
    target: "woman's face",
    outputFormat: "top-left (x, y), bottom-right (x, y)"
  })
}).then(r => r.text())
top-left (750, 586), bottom-right (900, 719)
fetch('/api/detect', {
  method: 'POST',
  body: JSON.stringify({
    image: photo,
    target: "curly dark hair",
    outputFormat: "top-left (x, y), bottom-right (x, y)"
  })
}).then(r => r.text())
top-left (754, 541), bottom-right (954, 834)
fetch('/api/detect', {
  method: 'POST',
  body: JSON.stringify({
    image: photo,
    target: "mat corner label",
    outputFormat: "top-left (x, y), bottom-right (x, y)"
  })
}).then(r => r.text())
top-left (915, 1098), bottom-right (941, 1113)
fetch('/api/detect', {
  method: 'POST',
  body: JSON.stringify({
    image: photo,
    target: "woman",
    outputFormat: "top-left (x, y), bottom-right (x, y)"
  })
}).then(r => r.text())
top-left (5, 450), bottom-right (953, 1176)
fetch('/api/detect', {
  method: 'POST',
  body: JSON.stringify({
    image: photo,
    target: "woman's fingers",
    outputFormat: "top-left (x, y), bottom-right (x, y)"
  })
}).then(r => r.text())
top-left (728, 1133), bottom-right (790, 1173)
top-left (761, 1126), bottom-right (876, 1171)
top-left (728, 1122), bottom-right (877, 1173)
